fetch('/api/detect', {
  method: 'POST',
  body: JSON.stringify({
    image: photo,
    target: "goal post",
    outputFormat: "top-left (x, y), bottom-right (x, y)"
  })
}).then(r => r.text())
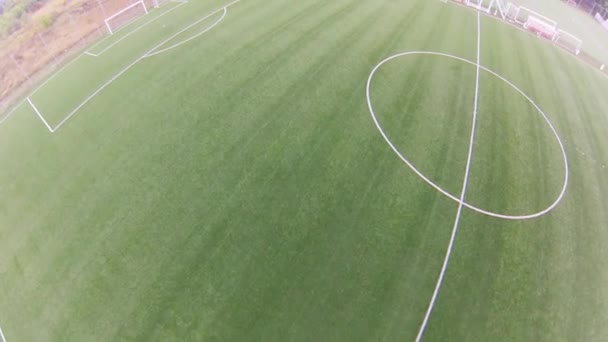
top-left (491, 0), bottom-right (507, 19)
top-left (104, 0), bottom-right (149, 35)
top-left (553, 29), bottom-right (583, 55)
top-left (517, 7), bottom-right (557, 28)
top-left (505, 4), bottom-right (558, 39)
top-left (525, 15), bottom-right (558, 39)
top-left (151, 0), bottom-right (172, 8)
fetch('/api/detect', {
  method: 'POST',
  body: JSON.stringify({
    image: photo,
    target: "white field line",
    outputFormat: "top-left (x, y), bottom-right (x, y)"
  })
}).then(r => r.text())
top-left (86, 0), bottom-right (186, 52)
top-left (30, 54), bottom-right (85, 97)
top-left (84, 31), bottom-right (114, 54)
top-left (52, 56), bottom-right (143, 131)
top-left (0, 102), bottom-right (23, 125)
top-left (88, 1), bottom-right (187, 57)
top-left (105, 0), bottom-right (148, 35)
top-left (415, 12), bottom-right (482, 341)
top-left (143, 6), bottom-right (227, 58)
top-left (53, 0), bottom-right (241, 131)
top-left (0, 324), bottom-right (6, 342)
top-left (366, 50), bottom-right (569, 220)
top-left (87, 18), bottom-right (149, 52)
top-left (27, 98), bottom-right (54, 133)
top-left (0, 53), bottom-right (85, 125)
top-left (446, 0), bottom-right (608, 83)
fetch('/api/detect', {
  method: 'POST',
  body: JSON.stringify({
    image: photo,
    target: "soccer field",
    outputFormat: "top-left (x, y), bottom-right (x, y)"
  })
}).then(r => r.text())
top-left (1, 0), bottom-right (607, 340)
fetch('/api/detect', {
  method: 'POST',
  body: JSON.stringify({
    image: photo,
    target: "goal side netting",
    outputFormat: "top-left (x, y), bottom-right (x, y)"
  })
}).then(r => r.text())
top-left (553, 29), bottom-right (582, 55)
top-left (104, 0), bottom-right (149, 35)
top-left (505, 4), bottom-right (557, 39)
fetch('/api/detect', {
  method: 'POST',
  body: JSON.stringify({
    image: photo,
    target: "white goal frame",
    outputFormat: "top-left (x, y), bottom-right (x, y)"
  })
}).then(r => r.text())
top-left (466, 0), bottom-right (491, 13)
top-left (152, 0), bottom-right (173, 8)
top-left (104, 0), bottom-right (149, 35)
top-left (505, 4), bottom-right (558, 38)
top-left (553, 29), bottom-right (583, 55)
top-left (515, 6), bottom-right (557, 30)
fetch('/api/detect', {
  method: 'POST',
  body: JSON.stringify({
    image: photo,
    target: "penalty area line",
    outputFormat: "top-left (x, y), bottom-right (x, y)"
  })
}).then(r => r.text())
top-left (415, 11), bottom-right (482, 342)
top-left (27, 97), bottom-right (54, 133)
top-left (53, 0), bottom-right (241, 132)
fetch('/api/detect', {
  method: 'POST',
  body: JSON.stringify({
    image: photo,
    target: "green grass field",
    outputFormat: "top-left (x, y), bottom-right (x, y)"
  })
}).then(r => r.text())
top-left (1, 0), bottom-right (608, 340)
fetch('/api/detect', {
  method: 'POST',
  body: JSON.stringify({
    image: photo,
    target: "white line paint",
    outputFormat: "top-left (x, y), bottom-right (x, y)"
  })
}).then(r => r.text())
top-left (366, 50), bottom-right (569, 219)
top-left (31, 54), bottom-right (85, 97)
top-left (1, 0), bottom-right (238, 131)
top-left (415, 11), bottom-right (482, 342)
top-left (52, 56), bottom-right (143, 131)
top-left (0, 52), bottom-right (86, 125)
top-left (27, 98), bottom-right (54, 133)
top-left (144, 6), bottom-right (227, 58)
top-left (0, 324), bottom-right (6, 342)
top-left (89, 1), bottom-right (187, 57)
top-left (104, 0), bottom-right (148, 35)
top-left (0, 102), bottom-right (23, 125)
top-left (53, 0), bottom-right (241, 131)
top-left (83, 31), bottom-right (113, 54)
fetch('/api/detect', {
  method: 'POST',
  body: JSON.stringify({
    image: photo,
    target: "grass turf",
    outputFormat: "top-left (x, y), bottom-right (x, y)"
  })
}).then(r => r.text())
top-left (0, 0), bottom-right (607, 340)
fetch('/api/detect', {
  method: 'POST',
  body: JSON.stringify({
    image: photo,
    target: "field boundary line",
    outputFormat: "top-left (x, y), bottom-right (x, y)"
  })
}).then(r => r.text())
top-left (53, 0), bottom-right (241, 131)
top-left (0, 102), bottom-right (23, 125)
top-left (52, 56), bottom-right (144, 131)
top-left (143, 6), bottom-right (227, 58)
top-left (27, 98), bottom-right (54, 132)
top-left (415, 11), bottom-right (482, 342)
top-left (443, 0), bottom-right (608, 84)
top-left (87, 0), bottom-right (188, 57)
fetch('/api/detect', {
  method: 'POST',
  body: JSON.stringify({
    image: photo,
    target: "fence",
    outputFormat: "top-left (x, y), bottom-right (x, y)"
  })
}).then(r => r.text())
top-left (564, 0), bottom-right (608, 20)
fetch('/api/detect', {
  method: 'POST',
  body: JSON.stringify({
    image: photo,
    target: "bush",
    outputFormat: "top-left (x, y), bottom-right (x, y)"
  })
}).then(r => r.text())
top-left (39, 13), bottom-right (54, 28)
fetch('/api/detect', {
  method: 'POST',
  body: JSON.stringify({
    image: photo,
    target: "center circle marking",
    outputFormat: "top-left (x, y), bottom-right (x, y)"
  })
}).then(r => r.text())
top-left (366, 51), bottom-right (569, 220)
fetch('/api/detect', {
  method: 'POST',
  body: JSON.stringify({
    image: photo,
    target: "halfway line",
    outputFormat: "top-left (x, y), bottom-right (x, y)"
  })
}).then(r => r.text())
top-left (415, 10), bottom-right (482, 342)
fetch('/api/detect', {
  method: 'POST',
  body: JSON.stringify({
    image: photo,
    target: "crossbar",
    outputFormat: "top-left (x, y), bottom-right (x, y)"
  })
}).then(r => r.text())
top-left (104, 0), bottom-right (148, 34)
top-left (518, 6), bottom-right (557, 28)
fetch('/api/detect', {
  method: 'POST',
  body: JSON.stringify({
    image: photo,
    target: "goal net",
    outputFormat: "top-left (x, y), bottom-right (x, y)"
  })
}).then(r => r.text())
top-left (505, 4), bottom-right (557, 39)
top-left (491, 0), bottom-right (508, 19)
top-left (525, 15), bottom-right (557, 39)
top-left (505, 3), bottom-right (519, 21)
top-left (104, 0), bottom-right (149, 34)
top-left (148, 0), bottom-right (172, 8)
top-left (553, 29), bottom-right (582, 55)
top-left (467, 0), bottom-right (492, 13)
